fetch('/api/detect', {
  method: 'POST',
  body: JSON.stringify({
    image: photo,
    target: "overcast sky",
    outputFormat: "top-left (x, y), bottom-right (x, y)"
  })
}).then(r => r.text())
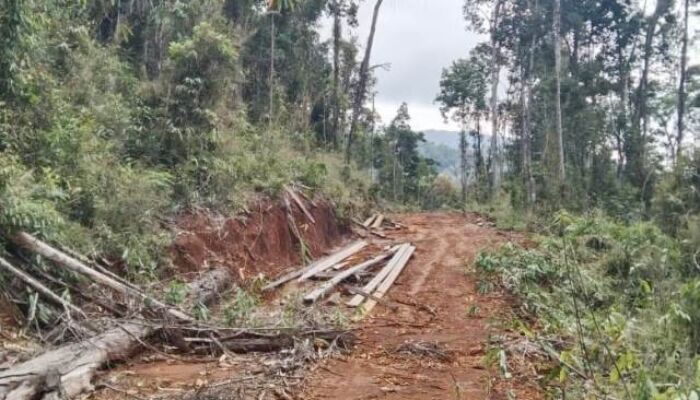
top-left (322, 0), bottom-right (485, 132)
top-left (320, 0), bottom-right (699, 133)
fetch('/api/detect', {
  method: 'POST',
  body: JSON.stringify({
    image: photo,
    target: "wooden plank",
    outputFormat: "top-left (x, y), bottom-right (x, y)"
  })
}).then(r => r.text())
top-left (371, 214), bottom-right (385, 229)
top-left (265, 240), bottom-right (367, 290)
top-left (343, 286), bottom-right (399, 311)
top-left (285, 186), bottom-right (316, 224)
top-left (347, 244), bottom-right (410, 307)
top-left (303, 247), bottom-right (399, 304)
top-left (298, 240), bottom-right (368, 282)
top-left (360, 245), bottom-right (416, 315)
top-left (262, 266), bottom-right (306, 291)
top-left (332, 261), bottom-right (350, 271)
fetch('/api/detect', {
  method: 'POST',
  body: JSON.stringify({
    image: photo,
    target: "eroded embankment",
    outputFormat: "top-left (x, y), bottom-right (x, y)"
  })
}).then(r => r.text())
top-left (170, 197), bottom-right (348, 280)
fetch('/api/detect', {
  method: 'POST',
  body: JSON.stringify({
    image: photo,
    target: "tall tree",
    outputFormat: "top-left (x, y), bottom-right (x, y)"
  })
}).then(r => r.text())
top-left (522, 0), bottom-right (537, 207)
top-left (552, 0), bottom-right (565, 191)
top-left (636, 0), bottom-right (673, 133)
top-left (436, 56), bottom-right (488, 206)
top-left (331, 0), bottom-right (343, 147)
top-left (0, 0), bottom-right (24, 101)
top-left (328, 0), bottom-right (358, 148)
top-left (676, 0), bottom-right (690, 159)
top-left (347, 0), bottom-right (384, 163)
top-left (488, 0), bottom-right (504, 196)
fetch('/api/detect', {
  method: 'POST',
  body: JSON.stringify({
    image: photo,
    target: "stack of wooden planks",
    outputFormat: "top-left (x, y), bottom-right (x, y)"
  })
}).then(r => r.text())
top-left (362, 213), bottom-right (405, 230)
top-left (264, 238), bottom-right (415, 317)
top-left (344, 243), bottom-right (415, 315)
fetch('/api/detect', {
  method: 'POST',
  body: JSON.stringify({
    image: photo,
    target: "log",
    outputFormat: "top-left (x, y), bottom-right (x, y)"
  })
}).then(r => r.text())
top-left (0, 322), bottom-right (152, 400)
top-left (371, 214), bottom-right (385, 229)
top-left (188, 268), bottom-right (233, 306)
top-left (10, 232), bottom-right (193, 322)
top-left (360, 245), bottom-right (416, 315)
top-left (303, 247), bottom-right (399, 304)
top-left (362, 215), bottom-right (376, 227)
top-left (58, 245), bottom-right (140, 293)
top-left (298, 240), bottom-right (368, 282)
top-left (0, 256), bottom-right (86, 318)
top-left (347, 244), bottom-right (410, 307)
top-left (285, 186), bottom-right (316, 224)
top-left (189, 330), bottom-right (356, 354)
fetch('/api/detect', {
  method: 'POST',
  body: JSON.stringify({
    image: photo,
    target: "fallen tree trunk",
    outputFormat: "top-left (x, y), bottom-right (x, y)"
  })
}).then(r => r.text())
top-left (0, 256), bottom-right (86, 318)
top-left (10, 232), bottom-right (192, 322)
top-left (188, 330), bottom-right (356, 354)
top-left (188, 268), bottom-right (233, 306)
top-left (0, 322), bottom-right (152, 400)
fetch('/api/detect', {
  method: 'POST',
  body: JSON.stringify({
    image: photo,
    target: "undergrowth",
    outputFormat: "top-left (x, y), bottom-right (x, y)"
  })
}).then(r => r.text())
top-left (475, 211), bottom-right (700, 399)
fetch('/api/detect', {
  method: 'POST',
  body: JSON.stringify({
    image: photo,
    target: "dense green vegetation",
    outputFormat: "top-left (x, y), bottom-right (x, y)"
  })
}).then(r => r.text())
top-left (445, 0), bottom-right (700, 397)
top-left (0, 0), bottom-right (453, 279)
top-left (0, 0), bottom-right (697, 396)
top-left (476, 207), bottom-right (700, 398)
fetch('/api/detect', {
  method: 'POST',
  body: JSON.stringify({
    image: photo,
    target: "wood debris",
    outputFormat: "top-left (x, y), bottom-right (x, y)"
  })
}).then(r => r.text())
top-left (297, 240), bottom-right (368, 282)
top-left (303, 247), bottom-right (399, 304)
top-left (394, 341), bottom-right (452, 362)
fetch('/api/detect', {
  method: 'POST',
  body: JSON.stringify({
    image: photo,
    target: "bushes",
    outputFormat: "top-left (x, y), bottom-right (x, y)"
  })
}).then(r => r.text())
top-left (476, 212), bottom-right (700, 398)
top-left (0, 0), bottom-right (374, 287)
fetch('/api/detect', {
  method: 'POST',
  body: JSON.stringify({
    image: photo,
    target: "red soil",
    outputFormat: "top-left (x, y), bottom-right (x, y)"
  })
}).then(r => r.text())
top-left (170, 196), bottom-right (348, 281)
top-left (299, 212), bottom-right (543, 400)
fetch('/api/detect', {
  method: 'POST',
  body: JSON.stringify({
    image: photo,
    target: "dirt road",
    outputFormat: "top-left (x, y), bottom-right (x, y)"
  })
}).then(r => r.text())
top-left (85, 212), bottom-right (542, 400)
top-left (300, 213), bottom-right (541, 400)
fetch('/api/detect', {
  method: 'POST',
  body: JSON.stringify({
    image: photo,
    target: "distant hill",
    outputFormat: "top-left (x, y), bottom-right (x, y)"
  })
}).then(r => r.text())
top-left (418, 129), bottom-right (493, 181)
top-left (421, 130), bottom-right (461, 149)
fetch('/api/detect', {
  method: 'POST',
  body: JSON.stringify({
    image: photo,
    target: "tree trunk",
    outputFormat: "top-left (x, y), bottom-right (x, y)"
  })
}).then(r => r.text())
top-left (630, 0), bottom-right (670, 182)
top-left (10, 232), bottom-right (192, 322)
top-left (188, 268), bottom-right (233, 306)
top-left (189, 330), bottom-right (356, 354)
top-left (489, 0), bottom-right (504, 196)
top-left (616, 39), bottom-right (629, 180)
top-left (0, 256), bottom-right (86, 318)
top-left (0, 322), bottom-right (152, 400)
top-left (346, 0), bottom-right (384, 163)
top-left (269, 13), bottom-right (276, 130)
top-left (459, 129), bottom-right (468, 208)
top-left (676, 0), bottom-right (689, 160)
top-left (522, 6), bottom-right (536, 208)
top-left (553, 0), bottom-right (565, 191)
top-left (475, 116), bottom-right (484, 184)
top-left (331, 1), bottom-right (342, 147)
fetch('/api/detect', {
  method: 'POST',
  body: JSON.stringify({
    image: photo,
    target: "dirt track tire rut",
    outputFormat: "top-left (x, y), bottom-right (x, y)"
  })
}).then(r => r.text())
top-left (300, 212), bottom-right (541, 400)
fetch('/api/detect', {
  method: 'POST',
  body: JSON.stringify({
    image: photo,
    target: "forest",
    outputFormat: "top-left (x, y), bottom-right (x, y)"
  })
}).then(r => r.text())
top-left (0, 0), bottom-right (698, 399)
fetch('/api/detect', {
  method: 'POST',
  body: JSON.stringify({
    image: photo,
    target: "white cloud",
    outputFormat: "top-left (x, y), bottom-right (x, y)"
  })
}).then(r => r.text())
top-left (374, 100), bottom-right (460, 132)
top-left (320, 0), bottom-right (485, 132)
